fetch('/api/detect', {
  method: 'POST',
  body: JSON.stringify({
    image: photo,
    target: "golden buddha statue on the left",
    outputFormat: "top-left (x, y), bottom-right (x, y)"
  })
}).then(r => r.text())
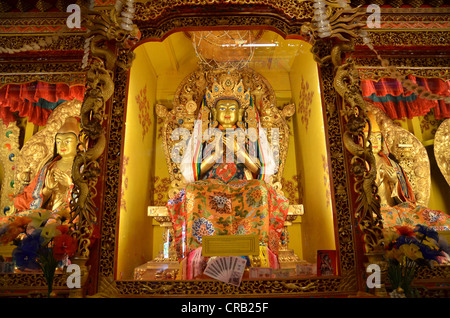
top-left (0, 117), bottom-right (80, 269)
top-left (13, 117), bottom-right (79, 216)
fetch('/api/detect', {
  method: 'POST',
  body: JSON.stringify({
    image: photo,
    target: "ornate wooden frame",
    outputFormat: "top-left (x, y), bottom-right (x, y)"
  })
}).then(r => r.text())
top-left (96, 1), bottom-right (366, 297)
top-left (0, 28), bottom-right (87, 297)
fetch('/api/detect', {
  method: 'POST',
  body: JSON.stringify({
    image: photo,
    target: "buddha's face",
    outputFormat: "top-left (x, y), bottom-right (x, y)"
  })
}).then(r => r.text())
top-left (369, 131), bottom-right (383, 152)
top-left (55, 133), bottom-right (78, 157)
top-left (215, 99), bottom-right (239, 128)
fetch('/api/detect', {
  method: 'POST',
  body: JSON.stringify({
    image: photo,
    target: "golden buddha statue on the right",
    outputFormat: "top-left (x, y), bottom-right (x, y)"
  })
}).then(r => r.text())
top-left (366, 111), bottom-right (450, 232)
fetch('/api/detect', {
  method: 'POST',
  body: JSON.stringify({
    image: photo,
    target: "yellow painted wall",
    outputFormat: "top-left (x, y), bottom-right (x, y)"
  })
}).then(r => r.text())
top-left (116, 44), bottom-right (157, 280)
top-left (288, 42), bottom-right (336, 264)
top-left (258, 68), bottom-right (305, 260)
top-left (117, 36), bottom-right (198, 279)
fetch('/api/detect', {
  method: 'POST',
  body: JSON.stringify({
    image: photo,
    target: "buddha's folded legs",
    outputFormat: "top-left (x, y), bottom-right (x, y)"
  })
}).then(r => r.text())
top-left (167, 178), bottom-right (289, 262)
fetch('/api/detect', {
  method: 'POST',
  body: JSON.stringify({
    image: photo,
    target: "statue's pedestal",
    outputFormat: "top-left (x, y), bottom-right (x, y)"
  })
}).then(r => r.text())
top-left (278, 249), bottom-right (305, 269)
top-left (134, 204), bottom-right (305, 280)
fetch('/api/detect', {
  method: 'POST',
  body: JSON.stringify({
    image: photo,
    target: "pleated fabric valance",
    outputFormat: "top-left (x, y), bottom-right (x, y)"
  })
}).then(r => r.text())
top-left (0, 81), bottom-right (85, 126)
top-left (361, 76), bottom-right (450, 120)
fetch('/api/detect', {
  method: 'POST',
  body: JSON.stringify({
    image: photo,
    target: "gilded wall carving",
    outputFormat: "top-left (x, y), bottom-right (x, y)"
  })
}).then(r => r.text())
top-left (136, 15), bottom-right (305, 40)
top-left (100, 51), bottom-right (129, 280)
top-left (134, 0), bottom-right (315, 21)
top-left (135, 85), bottom-right (153, 140)
top-left (0, 35), bottom-right (86, 52)
top-left (434, 119), bottom-right (450, 187)
top-left (354, 57), bottom-right (449, 82)
top-left (356, 31), bottom-right (449, 47)
top-left (297, 76), bottom-right (314, 131)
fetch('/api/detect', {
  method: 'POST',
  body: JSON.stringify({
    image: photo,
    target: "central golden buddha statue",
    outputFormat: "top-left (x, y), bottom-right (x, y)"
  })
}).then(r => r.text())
top-left (166, 75), bottom-right (289, 278)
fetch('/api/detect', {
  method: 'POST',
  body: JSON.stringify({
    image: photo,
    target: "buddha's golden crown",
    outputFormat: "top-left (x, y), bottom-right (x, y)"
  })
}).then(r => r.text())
top-left (205, 73), bottom-right (251, 110)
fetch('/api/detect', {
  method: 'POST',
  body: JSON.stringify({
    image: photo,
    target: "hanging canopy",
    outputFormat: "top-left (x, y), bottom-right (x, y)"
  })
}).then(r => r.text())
top-left (0, 81), bottom-right (85, 126)
top-left (361, 75), bottom-right (450, 120)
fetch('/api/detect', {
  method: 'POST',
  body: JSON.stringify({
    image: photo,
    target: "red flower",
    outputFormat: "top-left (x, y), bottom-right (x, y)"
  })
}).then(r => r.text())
top-left (394, 225), bottom-right (416, 237)
top-left (53, 233), bottom-right (78, 261)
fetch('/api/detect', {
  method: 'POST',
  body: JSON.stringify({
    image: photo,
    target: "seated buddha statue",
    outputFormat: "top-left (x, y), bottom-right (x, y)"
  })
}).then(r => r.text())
top-left (0, 117), bottom-right (80, 231)
top-left (366, 112), bottom-right (450, 232)
top-left (166, 76), bottom-right (289, 278)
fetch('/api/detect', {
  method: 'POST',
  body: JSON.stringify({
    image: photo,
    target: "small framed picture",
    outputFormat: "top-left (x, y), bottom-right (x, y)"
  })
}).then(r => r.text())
top-left (317, 250), bottom-right (337, 276)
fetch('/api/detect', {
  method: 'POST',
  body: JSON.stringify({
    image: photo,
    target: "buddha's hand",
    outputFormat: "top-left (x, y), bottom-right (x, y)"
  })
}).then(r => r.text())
top-left (379, 164), bottom-right (397, 184)
top-left (223, 134), bottom-right (243, 154)
top-left (22, 169), bottom-right (32, 184)
top-left (215, 141), bottom-right (224, 159)
top-left (222, 135), bottom-right (232, 153)
top-left (53, 169), bottom-right (73, 188)
top-left (45, 170), bottom-right (58, 190)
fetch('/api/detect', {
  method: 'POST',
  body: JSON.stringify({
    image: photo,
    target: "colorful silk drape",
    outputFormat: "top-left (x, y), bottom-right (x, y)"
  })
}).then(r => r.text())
top-left (0, 82), bottom-right (85, 126)
top-left (167, 159), bottom-right (289, 262)
top-left (361, 76), bottom-right (450, 119)
top-left (381, 202), bottom-right (450, 232)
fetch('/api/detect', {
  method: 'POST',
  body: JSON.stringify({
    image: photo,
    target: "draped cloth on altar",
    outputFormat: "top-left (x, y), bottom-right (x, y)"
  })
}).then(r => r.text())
top-left (381, 202), bottom-right (450, 232)
top-left (168, 178), bottom-right (289, 260)
top-left (167, 157), bottom-right (289, 261)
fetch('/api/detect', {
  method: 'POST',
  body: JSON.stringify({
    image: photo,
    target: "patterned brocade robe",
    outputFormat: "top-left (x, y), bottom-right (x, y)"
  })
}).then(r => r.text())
top-left (167, 151), bottom-right (289, 263)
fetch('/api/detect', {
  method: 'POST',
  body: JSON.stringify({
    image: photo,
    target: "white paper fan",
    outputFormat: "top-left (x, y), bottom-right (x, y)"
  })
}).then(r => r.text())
top-left (204, 256), bottom-right (246, 286)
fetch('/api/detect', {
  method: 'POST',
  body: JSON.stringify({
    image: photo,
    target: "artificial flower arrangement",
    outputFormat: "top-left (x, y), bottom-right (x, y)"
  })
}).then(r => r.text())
top-left (0, 209), bottom-right (78, 296)
top-left (383, 224), bottom-right (450, 297)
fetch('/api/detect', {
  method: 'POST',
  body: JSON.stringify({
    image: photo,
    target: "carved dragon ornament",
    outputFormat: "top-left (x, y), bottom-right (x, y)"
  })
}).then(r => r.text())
top-left (304, 4), bottom-right (385, 256)
top-left (69, 1), bottom-right (140, 289)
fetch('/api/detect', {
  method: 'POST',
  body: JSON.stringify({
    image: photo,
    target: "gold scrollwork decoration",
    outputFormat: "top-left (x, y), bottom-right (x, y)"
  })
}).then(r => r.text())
top-left (0, 120), bottom-right (19, 215)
